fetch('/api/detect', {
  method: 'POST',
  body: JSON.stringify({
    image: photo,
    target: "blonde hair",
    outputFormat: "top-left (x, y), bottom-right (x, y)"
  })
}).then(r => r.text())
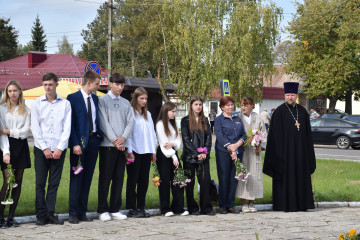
top-left (0, 80), bottom-right (27, 115)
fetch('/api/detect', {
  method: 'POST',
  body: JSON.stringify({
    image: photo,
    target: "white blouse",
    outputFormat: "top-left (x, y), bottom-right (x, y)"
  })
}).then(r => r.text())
top-left (155, 120), bottom-right (182, 161)
top-left (127, 109), bottom-right (158, 154)
top-left (0, 104), bottom-right (31, 139)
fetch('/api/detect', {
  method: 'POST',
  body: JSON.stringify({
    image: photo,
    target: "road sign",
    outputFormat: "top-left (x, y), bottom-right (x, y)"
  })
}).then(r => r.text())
top-left (219, 79), bottom-right (230, 96)
top-left (85, 61), bottom-right (101, 75)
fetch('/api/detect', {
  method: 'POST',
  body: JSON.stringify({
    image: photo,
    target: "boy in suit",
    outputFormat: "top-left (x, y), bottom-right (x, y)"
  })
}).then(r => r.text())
top-left (67, 70), bottom-right (103, 224)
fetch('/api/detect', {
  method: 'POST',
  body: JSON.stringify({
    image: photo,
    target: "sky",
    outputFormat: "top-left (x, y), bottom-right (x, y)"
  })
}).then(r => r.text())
top-left (1, 0), bottom-right (303, 54)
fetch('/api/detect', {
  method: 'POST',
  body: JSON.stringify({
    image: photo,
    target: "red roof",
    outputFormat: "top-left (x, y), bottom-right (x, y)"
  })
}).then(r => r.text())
top-left (0, 52), bottom-right (108, 90)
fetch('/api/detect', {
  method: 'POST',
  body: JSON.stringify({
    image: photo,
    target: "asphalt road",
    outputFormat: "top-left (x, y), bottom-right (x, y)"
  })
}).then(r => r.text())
top-left (314, 144), bottom-right (360, 161)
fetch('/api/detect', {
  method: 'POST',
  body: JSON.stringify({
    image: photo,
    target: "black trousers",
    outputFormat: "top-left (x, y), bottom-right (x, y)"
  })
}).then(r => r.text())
top-left (183, 160), bottom-right (213, 214)
top-left (156, 148), bottom-right (185, 214)
top-left (126, 152), bottom-right (152, 210)
top-left (69, 135), bottom-right (101, 217)
top-left (97, 147), bottom-right (126, 214)
top-left (34, 147), bottom-right (66, 218)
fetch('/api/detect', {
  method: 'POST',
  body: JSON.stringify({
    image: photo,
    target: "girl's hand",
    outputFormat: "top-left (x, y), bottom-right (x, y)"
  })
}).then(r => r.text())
top-left (198, 153), bottom-right (206, 161)
top-left (173, 158), bottom-right (179, 168)
top-left (3, 154), bottom-right (10, 164)
top-left (227, 144), bottom-right (238, 153)
top-left (163, 142), bottom-right (174, 150)
top-left (151, 154), bottom-right (157, 162)
top-left (255, 146), bottom-right (262, 153)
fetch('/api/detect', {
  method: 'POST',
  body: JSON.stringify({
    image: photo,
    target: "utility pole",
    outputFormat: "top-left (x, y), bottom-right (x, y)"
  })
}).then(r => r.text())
top-left (107, 0), bottom-right (113, 83)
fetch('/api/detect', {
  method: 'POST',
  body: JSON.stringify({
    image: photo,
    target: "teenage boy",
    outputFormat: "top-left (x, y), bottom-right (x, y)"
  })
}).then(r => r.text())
top-left (31, 73), bottom-right (72, 225)
top-left (97, 72), bottom-right (134, 221)
top-left (67, 70), bottom-right (103, 224)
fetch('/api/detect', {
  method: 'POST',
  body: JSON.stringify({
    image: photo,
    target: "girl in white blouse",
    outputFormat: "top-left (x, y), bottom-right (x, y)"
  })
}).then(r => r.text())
top-left (0, 80), bottom-right (31, 228)
top-left (155, 102), bottom-right (188, 217)
top-left (126, 87), bottom-right (157, 218)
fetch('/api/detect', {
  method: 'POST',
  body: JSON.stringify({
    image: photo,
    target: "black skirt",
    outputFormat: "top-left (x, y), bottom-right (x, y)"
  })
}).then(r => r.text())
top-left (0, 137), bottom-right (31, 171)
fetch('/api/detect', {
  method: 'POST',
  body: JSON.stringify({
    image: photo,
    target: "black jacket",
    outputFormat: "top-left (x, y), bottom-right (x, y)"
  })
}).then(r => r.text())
top-left (180, 116), bottom-right (212, 164)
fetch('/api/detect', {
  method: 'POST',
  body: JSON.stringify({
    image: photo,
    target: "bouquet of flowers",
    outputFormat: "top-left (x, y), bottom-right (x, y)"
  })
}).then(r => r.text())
top-left (339, 229), bottom-right (360, 240)
top-left (72, 137), bottom-right (86, 175)
top-left (124, 151), bottom-right (135, 165)
top-left (234, 159), bottom-right (251, 181)
top-left (173, 167), bottom-right (191, 188)
top-left (1, 164), bottom-right (17, 205)
top-left (151, 156), bottom-right (161, 187)
top-left (244, 128), bottom-right (267, 148)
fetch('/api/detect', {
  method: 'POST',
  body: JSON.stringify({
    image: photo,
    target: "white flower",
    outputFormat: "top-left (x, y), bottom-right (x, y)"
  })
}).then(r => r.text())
top-left (251, 138), bottom-right (256, 147)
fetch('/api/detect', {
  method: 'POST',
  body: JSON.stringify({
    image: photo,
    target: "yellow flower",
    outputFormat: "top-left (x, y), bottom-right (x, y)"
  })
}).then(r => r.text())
top-left (154, 176), bottom-right (160, 181)
top-left (339, 234), bottom-right (344, 240)
top-left (349, 229), bottom-right (356, 235)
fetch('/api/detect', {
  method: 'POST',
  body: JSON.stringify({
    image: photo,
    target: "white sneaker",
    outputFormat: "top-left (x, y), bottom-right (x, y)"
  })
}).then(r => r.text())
top-left (99, 212), bottom-right (112, 221)
top-left (249, 204), bottom-right (257, 213)
top-left (164, 211), bottom-right (174, 217)
top-left (110, 212), bottom-right (127, 220)
top-left (242, 205), bottom-right (251, 213)
top-left (180, 211), bottom-right (189, 216)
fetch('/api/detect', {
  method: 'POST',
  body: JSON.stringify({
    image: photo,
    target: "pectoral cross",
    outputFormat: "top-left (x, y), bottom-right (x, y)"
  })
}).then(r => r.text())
top-left (295, 121), bottom-right (300, 131)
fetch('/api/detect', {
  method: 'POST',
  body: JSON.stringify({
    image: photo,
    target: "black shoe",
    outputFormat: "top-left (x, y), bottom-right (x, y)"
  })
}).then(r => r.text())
top-left (218, 208), bottom-right (227, 214)
top-left (6, 218), bottom-right (20, 227)
top-left (68, 216), bottom-right (79, 224)
top-left (47, 214), bottom-right (64, 225)
top-left (205, 210), bottom-right (216, 216)
top-left (190, 210), bottom-right (200, 216)
top-left (137, 209), bottom-right (150, 218)
top-left (0, 218), bottom-right (7, 228)
top-left (78, 215), bottom-right (93, 222)
top-left (36, 216), bottom-right (47, 226)
top-left (227, 208), bottom-right (239, 214)
top-left (127, 209), bottom-right (138, 218)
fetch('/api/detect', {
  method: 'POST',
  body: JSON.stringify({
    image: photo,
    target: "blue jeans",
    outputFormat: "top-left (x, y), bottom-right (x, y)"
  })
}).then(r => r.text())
top-left (215, 149), bottom-right (243, 209)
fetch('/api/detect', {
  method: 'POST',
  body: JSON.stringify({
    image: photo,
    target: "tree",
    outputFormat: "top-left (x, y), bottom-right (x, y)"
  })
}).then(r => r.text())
top-left (56, 35), bottom-right (74, 54)
top-left (31, 15), bottom-right (47, 52)
top-left (273, 40), bottom-right (295, 64)
top-left (215, 1), bottom-right (282, 103)
top-left (0, 18), bottom-right (18, 61)
top-left (286, 0), bottom-right (360, 113)
top-left (17, 42), bottom-right (34, 56)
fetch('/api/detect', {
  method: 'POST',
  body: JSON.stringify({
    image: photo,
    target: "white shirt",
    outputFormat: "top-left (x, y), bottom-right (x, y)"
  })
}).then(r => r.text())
top-left (155, 120), bottom-right (182, 161)
top-left (31, 94), bottom-right (72, 151)
top-left (0, 104), bottom-right (30, 140)
top-left (80, 88), bottom-right (97, 132)
top-left (127, 109), bottom-right (158, 154)
top-left (0, 114), bottom-right (10, 156)
top-left (242, 112), bottom-right (252, 125)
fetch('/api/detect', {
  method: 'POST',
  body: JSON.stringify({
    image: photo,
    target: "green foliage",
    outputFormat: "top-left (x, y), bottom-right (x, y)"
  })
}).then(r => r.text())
top-left (17, 42), bottom-right (34, 56)
top-left (56, 35), bottom-right (74, 54)
top-left (0, 18), bottom-right (18, 61)
top-left (79, 0), bottom-right (281, 102)
top-left (31, 15), bottom-right (47, 52)
top-left (286, 0), bottom-right (360, 105)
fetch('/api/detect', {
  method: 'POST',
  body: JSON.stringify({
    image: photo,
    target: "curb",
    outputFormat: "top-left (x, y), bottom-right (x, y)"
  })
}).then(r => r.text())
top-left (12, 201), bottom-right (360, 224)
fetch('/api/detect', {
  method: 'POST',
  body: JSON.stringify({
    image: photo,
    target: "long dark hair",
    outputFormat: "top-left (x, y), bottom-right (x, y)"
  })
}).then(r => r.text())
top-left (156, 102), bottom-right (178, 137)
top-left (130, 87), bottom-right (148, 120)
top-left (188, 95), bottom-right (207, 133)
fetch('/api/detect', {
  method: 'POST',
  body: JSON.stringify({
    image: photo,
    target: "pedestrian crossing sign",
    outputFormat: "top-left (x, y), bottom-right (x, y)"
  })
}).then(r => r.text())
top-left (220, 79), bottom-right (230, 96)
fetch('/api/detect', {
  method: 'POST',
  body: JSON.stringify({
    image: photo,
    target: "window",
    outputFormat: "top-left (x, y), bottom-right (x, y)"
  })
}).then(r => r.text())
top-left (323, 119), bottom-right (339, 127)
top-left (310, 119), bottom-right (322, 127)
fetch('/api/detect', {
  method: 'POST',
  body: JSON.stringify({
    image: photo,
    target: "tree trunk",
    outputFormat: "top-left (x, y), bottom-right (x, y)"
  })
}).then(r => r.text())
top-left (157, 60), bottom-right (169, 102)
top-left (345, 89), bottom-right (352, 115)
top-left (327, 95), bottom-right (338, 113)
top-left (131, 46), bottom-right (135, 76)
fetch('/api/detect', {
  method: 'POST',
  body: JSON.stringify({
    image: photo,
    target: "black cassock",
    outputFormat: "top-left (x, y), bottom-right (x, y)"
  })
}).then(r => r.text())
top-left (263, 102), bottom-right (316, 212)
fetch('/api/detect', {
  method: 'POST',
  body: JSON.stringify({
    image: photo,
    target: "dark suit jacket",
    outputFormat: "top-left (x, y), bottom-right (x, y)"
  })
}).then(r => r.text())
top-left (67, 90), bottom-right (103, 149)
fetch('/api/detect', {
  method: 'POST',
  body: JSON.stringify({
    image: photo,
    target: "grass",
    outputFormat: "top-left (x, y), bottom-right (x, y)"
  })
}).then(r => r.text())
top-left (2, 148), bottom-right (360, 217)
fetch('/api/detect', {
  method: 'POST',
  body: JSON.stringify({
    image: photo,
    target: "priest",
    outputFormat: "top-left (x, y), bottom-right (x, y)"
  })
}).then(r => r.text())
top-left (263, 82), bottom-right (316, 212)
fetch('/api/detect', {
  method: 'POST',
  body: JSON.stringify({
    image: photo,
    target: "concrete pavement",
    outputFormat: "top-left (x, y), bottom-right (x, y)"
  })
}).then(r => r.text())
top-left (1, 204), bottom-right (359, 240)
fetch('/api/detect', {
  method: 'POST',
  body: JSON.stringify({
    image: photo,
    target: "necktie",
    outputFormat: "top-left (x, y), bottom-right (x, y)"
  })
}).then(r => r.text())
top-left (87, 96), bottom-right (94, 132)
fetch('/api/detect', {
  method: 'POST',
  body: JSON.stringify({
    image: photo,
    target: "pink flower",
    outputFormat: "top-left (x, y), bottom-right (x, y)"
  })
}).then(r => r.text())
top-left (74, 166), bottom-right (84, 175)
top-left (239, 173), bottom-right (244, 179)
top-left (12, 183), bottom-right (18, 189)
top-left (185, 179), bottom-right (191, 183)
top-left (72, 166), bottom-right (76, 171)
top-left (197, 148), bottom-right (203, 153)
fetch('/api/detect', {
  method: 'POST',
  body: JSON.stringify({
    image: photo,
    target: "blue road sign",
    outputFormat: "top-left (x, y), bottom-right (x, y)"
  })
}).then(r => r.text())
top-left (85, 61), bottom-right (101, 75)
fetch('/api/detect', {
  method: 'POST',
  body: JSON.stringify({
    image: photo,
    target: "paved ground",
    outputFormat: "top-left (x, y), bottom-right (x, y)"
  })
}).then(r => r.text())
top-left (1, 205), bottom-right (359, 240)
